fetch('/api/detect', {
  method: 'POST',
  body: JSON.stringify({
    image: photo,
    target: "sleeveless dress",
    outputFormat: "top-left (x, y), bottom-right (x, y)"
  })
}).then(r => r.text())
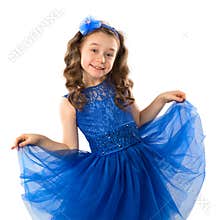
top-left (17, 77), bottom-right (206, 220)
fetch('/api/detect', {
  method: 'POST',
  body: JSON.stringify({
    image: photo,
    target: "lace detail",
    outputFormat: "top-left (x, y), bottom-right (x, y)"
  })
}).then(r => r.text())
top-left (82, 77), bottom-right (115, 103)
top-left (63, 77), bottom-right (136, 152)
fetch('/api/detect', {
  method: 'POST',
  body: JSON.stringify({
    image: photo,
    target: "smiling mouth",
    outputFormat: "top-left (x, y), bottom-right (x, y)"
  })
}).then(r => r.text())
top-left (90, 64), bottom-right (105, 70)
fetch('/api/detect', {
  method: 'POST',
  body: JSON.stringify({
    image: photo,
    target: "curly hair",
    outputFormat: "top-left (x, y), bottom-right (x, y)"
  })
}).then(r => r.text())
top-left (63, 25), bottom-right (135, 112)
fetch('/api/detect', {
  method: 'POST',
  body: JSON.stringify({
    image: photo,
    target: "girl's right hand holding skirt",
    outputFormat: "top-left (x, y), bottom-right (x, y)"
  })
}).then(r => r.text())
top-left (11, 134), bottom-right (45, 150)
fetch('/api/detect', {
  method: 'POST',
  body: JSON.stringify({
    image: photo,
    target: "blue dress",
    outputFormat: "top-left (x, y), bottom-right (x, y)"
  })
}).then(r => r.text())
top-left (17, 77), bottom-right (206, 220)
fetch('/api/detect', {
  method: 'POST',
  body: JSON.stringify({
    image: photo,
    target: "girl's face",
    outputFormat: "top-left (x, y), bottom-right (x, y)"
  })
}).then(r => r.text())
top-left (80, 31), bottom-right (119, 82)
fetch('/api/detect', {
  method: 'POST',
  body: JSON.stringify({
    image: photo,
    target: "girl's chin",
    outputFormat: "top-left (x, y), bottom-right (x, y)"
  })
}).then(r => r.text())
top-left (83, 72), bottom-right (106, 80)
top-left (89, 69), bottom-right (106, 76)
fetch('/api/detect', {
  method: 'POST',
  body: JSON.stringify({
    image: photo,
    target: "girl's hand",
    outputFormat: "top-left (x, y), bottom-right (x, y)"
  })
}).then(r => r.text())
top-left (11, 134), bottom-right (44, 150)
top-left (158, 90), bottom-right (186, 104)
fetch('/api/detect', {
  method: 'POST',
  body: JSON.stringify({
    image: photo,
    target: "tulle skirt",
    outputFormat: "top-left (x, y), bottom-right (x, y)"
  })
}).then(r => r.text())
top-left (17, 100), bottom-right (206, 220)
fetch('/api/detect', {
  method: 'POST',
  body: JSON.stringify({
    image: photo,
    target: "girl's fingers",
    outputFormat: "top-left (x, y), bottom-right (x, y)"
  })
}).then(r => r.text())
top-left (177, 97), bottom-right (184, 102)
top-left (11, 141), bottom-right (23, 150)
top-left (172, 90), bottom-right (186, 100)
top-left (11, 135), bottom-right (27, 150)
top-left (177, 92), bottom-right (186, 98)
top-left (15, 136), bottom-right (23, 144)
top-left (11, 143), bottom-right (21, 150)
top-left (162, 90), bottom-right (186, 103)
top-left (171, 90), bottom-right (185, 95)
top-left (174, 96), bottom-right (185, 102)
top-left (167, 93), bottom-right (185, 103)
top-left (11, 140), bottom-right (28, 150)
top-left (18, 141), bottom-right (28, 147)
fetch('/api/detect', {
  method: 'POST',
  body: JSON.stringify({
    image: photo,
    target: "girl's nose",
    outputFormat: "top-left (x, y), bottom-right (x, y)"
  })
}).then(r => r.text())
top-left (96, 54), bottom-right (106, 63)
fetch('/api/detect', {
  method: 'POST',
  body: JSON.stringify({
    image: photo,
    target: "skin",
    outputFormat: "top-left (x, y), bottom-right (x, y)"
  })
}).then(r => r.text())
top-left (11, 31), bottom-right (186, 150)
top-left (138, 90), bottom-right (186, 127)
top-left (80, 31), bottom-right (119, 87)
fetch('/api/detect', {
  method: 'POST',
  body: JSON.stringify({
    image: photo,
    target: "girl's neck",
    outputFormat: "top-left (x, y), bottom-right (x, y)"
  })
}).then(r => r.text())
top-left (83, 75), bottom-right (107, 88)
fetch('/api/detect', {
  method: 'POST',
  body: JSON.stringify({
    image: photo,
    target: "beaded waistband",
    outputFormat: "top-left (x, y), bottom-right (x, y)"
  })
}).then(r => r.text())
top-left (89, 122), bottom-right (142, 156)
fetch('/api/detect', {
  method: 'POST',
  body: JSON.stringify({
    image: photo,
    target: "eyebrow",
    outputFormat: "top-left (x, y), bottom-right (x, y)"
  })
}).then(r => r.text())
top-left (88, 43), bottom-right (116, 52)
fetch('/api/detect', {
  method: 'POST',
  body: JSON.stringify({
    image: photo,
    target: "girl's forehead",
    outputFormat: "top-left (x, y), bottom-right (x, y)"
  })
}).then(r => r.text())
top-left (82, 32), bottom-right (119, 50)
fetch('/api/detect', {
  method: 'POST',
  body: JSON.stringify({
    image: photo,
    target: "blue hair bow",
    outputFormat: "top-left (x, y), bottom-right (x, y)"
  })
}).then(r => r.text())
top-left (79, 16), bottom-right (119, 38)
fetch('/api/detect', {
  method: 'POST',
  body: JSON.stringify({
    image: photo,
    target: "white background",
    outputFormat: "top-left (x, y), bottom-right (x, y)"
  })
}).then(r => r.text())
top-left (1, 0), bottom-right (219, 219)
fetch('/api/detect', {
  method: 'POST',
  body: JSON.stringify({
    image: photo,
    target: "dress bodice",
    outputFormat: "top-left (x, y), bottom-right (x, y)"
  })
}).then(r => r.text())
top-left (64, 77), bottom-right (141, 155)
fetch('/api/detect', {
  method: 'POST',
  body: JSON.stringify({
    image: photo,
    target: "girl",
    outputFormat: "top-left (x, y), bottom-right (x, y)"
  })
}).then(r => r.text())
top-left (12, 16), bottom-right (205, 220)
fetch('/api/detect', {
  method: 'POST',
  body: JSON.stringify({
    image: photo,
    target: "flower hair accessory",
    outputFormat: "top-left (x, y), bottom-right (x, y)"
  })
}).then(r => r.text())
top-left (79, 16), bottom-right (119, 38)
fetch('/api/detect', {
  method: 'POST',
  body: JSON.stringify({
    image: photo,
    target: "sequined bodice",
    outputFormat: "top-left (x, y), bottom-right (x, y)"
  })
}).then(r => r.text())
top-left (64, 77), bottom-right (141, 155)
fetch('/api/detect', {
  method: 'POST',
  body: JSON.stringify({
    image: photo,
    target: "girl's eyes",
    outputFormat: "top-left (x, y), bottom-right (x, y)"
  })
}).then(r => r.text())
top-left (91, 49), bottom-right (97, 53)
top-left (106, 53), bottom-right (114, 57)
top-left (90, 49), bottom-right (114, 57)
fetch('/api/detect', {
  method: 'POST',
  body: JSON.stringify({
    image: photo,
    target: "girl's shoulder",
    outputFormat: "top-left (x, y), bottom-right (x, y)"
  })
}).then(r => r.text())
top-left (60, 95), bottom-right (76, 115)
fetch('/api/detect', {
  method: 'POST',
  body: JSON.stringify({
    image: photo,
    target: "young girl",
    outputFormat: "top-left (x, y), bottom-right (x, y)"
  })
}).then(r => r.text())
top-left (12, 16), bottom-right (205, 220)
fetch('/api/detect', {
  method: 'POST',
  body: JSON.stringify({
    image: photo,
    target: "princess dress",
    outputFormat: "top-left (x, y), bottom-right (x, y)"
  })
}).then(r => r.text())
top-left (17, 76), bottom-right (205, 220)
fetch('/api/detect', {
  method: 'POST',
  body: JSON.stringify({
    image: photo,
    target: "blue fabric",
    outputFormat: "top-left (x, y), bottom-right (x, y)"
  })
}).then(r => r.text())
top-left (79, 16), bottom-right (119, 39)
top-left (17, 77), bottom-right (206, 220)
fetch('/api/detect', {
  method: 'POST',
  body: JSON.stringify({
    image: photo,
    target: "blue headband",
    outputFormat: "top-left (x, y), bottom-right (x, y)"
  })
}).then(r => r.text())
top-left (79, 16), bottom-right (119, 39)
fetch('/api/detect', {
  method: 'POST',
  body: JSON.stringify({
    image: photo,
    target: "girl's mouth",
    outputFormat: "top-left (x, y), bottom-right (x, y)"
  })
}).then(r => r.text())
top-left (90, 64), bottom-right (105, 70)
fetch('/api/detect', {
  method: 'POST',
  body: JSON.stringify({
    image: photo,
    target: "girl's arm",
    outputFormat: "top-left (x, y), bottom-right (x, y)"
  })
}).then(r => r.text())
top-left (11, 133), bottom-right (69, 151)
top-left (59, 97), bottom-right (79, 150)
top-left (139, 96), bottom-right (165, 126)
top-left (36, 97), bottom-right (79, 151)
top-left (38, 135), bottom-right (70, 150)
top-left (139, 90), bottom-right (186, 126)
top-left (12, 97), bottom-right (79, 151)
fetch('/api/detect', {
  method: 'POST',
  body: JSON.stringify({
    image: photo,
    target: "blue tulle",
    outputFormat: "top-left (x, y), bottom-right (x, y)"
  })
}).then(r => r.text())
top-left (17, 78), bottom-right (205, 220)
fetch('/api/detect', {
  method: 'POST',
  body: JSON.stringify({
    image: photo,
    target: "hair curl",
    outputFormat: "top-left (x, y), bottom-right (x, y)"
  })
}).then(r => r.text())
top-left (63, 25), bottom-right (135, 112)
